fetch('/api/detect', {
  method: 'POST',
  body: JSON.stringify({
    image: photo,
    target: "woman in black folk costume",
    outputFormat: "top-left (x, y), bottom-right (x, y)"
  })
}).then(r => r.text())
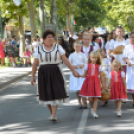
top-left (31, 30), bottom-right (80, 121)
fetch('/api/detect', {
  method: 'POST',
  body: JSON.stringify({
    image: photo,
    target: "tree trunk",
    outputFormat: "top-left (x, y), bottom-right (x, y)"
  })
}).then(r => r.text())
top-left (50, 0), bottom-right (57, 38)
top-left (19, 16), bottom-right (25, 58)
top-left (66, 0), bottom-right (70, 31)
top-left (39, 0), bottom-right (45, 36)
top-left (28, 0), bottom-right (37, 40)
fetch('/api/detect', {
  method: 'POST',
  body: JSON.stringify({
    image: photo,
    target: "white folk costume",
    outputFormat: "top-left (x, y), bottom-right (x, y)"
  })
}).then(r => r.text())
top-left (81, 43), bottom-right (99, 58)
top-left (69, 52), bottom-right (87, 91)
top-left (34, 44), bottom-right (69, 106)
top-left (124, 44), bottom-right (134, 94)
top-left (109, 39), bottom-right (127, 64)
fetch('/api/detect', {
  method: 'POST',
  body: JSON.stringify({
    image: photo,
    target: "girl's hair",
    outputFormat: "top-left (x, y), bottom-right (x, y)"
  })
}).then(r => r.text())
top-left (130, 32), bottom-right (134, 37)
top-left (116, 26), bottom-right (124, 31)
top-left (73, 40), bottom-right (81, 47)
top-left (82, 33), bottom-right (91, 39)
top-left (115, 26), bottom-right (124, 34)
top-left (88, 51), bottom-right (102, 65)
top-left (108, 30), bottom-right (115, 41)
top-left (111, 59), bottom-right (123, 71)
top-left (92, 33), bottom-right (99, 42)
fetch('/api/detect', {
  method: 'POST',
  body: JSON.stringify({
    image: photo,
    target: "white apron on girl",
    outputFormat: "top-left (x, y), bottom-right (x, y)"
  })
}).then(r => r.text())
top-left (69, 52), bottom-right (87, 91)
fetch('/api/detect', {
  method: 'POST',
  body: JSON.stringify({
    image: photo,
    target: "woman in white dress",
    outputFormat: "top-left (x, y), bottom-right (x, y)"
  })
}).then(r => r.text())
top-left (69, 41), bottom-right (87, 109)
top-left (31, 30), bottom-right (80, 121)
top-left (123, 32), bottom-right (134, 107)
top-left (109, 26), bottom-right (128, 73)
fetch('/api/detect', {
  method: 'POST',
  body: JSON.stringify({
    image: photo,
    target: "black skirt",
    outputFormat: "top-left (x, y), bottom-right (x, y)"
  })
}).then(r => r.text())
top-left (38, 64), bottom-right (68, 101)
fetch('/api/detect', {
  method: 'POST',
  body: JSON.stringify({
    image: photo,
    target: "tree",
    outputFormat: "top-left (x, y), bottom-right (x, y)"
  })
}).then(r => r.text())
top-left (50, 0), bottom-right (57, 37)
top-left (0, 0), bottom-right (31, 57)
top-left (104, 0), bottom-right (134, 31)
top-left (28, 0), bottom-right (37, 40)
top-left (39, 0), bottom-right (45, 36)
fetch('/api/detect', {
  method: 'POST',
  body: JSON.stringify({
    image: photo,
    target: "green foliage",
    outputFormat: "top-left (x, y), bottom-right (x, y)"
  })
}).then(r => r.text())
top-left (104, 0), bottom-right (134, 31)
top-left (0, 0), bottom-right (31, 26)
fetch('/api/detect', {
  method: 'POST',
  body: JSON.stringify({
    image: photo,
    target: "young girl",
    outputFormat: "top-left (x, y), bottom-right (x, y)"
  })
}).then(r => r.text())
top-left (108, 59), bottom-right (127, 117)
top-left (69, 41), bottom-right (87, 109)
top-left (124, 32), bottom-right (134, 107)
top-left (25, 45), bottom-right (32, 66)
top-left (79, 51), bottom-right (105, 118)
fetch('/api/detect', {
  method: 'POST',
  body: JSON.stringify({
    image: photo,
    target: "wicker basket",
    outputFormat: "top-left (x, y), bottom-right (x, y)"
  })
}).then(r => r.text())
top-left (99, 89), bottom-right (111, 101)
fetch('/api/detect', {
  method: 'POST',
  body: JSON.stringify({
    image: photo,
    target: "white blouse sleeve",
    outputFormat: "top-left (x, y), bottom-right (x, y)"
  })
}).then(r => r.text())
top-left (121, 71), bottom-right (125, 78)
top-left (99, 65), bottom-right (102, 72)
top-left (83, 53), bottom-right (88, 64)
top-left (84, 64), bottom-right (88, 70)
top-left (33, 47), bottom-right (39, 59)
top-left (105, 41), bottom-right (109, 50)
top-left (109, 40), bottom-right (114, 50)
top-left (58, 45), bottom-right (65, 56)
top-left (109, 73), bottom-right (112, 79)
top-left (123, 46), bottom-right (128, 59)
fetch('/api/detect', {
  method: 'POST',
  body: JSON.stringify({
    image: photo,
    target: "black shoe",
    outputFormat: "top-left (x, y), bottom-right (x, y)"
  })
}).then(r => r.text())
top-left (78, 106), bottom-right (83, 109)
top-left (83, 106), bottom-right (88, 109)
top-left (133, 102), bottom-right (134, 107)
top-left (102, 101), bottom-right (108, 107)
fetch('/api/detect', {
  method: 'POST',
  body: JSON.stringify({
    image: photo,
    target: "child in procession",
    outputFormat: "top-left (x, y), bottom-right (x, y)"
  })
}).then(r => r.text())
top-left (108, 59), bottom-right (127, 117)
top-left (25, 45), bottom-right (32, 66)
top-left (79, 51), bottom-right (105, 118)
top-left (69, 40), bottom-right (87, 109)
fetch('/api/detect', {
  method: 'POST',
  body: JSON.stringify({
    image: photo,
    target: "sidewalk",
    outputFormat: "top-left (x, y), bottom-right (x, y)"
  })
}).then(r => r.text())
top-left (0, 66), bottom-right (32, 89)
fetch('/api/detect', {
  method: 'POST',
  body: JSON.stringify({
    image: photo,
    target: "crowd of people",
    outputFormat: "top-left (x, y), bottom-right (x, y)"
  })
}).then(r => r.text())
top-left (0, 36), bottom-right (43, 67)
top-left (31, 26), bottom-right (134, 122)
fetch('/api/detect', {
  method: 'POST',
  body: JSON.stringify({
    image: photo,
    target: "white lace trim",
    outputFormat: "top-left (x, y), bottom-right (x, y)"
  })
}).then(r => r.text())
top-left (114, 72), bottom-right (118, 82)
top-left (91, 64), bottom-right (95, 76)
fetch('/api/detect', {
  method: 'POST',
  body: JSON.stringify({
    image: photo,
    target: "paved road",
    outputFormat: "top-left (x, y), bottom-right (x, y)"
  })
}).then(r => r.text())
top-left (0, 64), bottom-right (134, 134)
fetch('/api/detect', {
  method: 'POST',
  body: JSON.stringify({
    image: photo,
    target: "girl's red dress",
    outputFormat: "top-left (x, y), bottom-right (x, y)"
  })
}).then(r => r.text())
top-left (110, 71), bottom-right (127, 101)
top-left (79, 63), bottom-right (101, 97)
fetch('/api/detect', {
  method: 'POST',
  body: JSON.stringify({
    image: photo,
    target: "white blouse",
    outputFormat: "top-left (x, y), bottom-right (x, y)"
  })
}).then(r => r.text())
top-left (109, 39), bottom-right (127, 50)
top-left (123, 44), bottom-right (134, 64)
top-left (83, 43), bottom-right (99, 58)
top-left (109, 39), bottom-right (127, 64)
top-left (69, 52), bottom-right (87, 66)
top-left (33, 44), bottom-right (65, 59)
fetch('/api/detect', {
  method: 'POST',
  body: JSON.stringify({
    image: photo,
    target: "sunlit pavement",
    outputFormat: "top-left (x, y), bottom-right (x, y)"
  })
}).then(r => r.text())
top-left (0, 64), bottom-right (134, 134)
